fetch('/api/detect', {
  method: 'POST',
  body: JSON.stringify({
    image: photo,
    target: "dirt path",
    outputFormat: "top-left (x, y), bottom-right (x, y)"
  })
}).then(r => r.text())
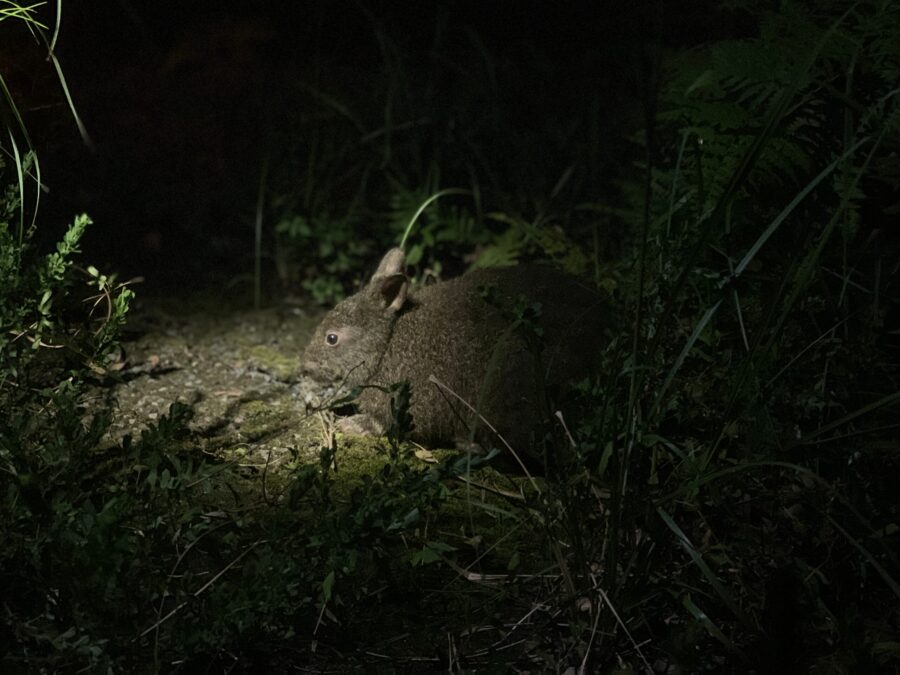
top-left (103, 298), bottom-right (324, 471)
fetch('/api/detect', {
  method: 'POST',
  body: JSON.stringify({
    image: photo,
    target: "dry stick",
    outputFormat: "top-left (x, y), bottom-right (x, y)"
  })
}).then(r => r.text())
top-left (8, 330), bottom-right (65, 348)
top-left (313, 599), bottom-right (329, 639)
top-left (439, 525), bottom-right (535, 586)
top-left (146, 521), bottom-right (235, 669)
top-left (452, 473), bottom-right (525, 501)
top-left (554, 410), bottom-right (577, 448)
top-left (447, 632), bottom-right (456, 671)
top-left (141, 539), bottom-right (266, 638)
top-left (593, 582), bottom-right (653, 675)
top-left (427, 374), bottom-right (541, 494)
top-left (184, 463), bottom-right (234, 490)
top-left (489, 603), bottom-right (546, 649)
top-left (316, 411), bottom-right (338, 469)
top-left (262, 448), bottom-right (273, 504)
top-left (578, 590), bottom-right (603, 675)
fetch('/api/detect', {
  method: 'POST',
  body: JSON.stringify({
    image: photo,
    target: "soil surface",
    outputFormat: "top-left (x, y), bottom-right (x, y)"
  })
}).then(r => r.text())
top-left (103, 295), bottom-right (326, 471)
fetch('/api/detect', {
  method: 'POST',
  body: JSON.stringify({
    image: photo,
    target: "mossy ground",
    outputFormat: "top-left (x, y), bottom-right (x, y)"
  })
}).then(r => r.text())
top-left (97, 293), bottom-right (551, 667)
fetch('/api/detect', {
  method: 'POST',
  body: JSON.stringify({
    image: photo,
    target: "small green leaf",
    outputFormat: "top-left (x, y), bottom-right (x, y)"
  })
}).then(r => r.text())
top-left (411, 541), bottom-right (456, 567)
top-left (321, 570), bottom-right (335, 601)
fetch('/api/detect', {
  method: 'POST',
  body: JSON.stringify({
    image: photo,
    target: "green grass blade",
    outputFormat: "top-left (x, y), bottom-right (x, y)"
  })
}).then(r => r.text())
top-left (657, 507), bottom-right (753, 630)
top-left (7, 129), bottom-right (25, 255)
top-left (790, 389), bottom-right (900, 448)
top-left (826, 515), bottom-right (900, 602)
top-left (45, 45), bottom-right (93, 148)
top-left (666, 130), bottom-right (691, 239)
top-left (660, 460), bottom-right (822, 503)
top-left (649, 299), bottom-right (722, 420)
top-left (0, 72), bottom-right (33, 148)
top-left (29, 147), bottom-right (41, 236)
top-left (0, 1), bottom-right (47, 28)
top-left (49, 0), bottom-right (60, 51)
top-left (764, 107), bottom-right (892, 352)
top-left (297, 81), bottom-right (365, 133)
top-left (733, 136), bottom-right (870, 278)
top-left (682, 594), bottom-right (743, 656)
top-left (398, 188), bottom-right (472, 250)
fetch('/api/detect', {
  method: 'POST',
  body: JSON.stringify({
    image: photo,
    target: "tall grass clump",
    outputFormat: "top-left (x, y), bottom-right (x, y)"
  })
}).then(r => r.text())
top-left (468, 2), bottom-right (900, 670)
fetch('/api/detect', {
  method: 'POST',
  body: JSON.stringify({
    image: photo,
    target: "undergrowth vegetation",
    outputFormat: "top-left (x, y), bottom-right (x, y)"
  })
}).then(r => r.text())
top-left (2, 0), bottom-right (899, 672)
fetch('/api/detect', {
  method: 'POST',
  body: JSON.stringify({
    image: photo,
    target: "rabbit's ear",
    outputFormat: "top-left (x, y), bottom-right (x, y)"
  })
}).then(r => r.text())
top-left (378, 273), bottom-right (409, 313)
top-left (371, 248), bottom-right (406, 281)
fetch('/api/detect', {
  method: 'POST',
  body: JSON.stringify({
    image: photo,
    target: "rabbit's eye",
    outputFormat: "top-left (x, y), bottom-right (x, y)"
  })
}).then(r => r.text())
top-left (325, 332), bottom-right (339, 346)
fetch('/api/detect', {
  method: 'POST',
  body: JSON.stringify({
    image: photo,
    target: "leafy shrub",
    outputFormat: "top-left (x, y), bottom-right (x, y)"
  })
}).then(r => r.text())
top-left (0, 154), bottom-right (139, 668)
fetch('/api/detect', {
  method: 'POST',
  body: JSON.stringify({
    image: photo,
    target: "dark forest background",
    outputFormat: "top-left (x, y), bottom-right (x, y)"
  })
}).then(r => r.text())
top-left (2, 1), bottom-right (899, 672)
top-left (11, 1), bottom-right (753, 291)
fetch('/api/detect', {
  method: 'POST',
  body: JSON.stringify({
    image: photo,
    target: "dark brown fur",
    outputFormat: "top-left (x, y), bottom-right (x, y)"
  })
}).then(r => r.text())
top-left (301, 248), bottom-right (607, 451)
